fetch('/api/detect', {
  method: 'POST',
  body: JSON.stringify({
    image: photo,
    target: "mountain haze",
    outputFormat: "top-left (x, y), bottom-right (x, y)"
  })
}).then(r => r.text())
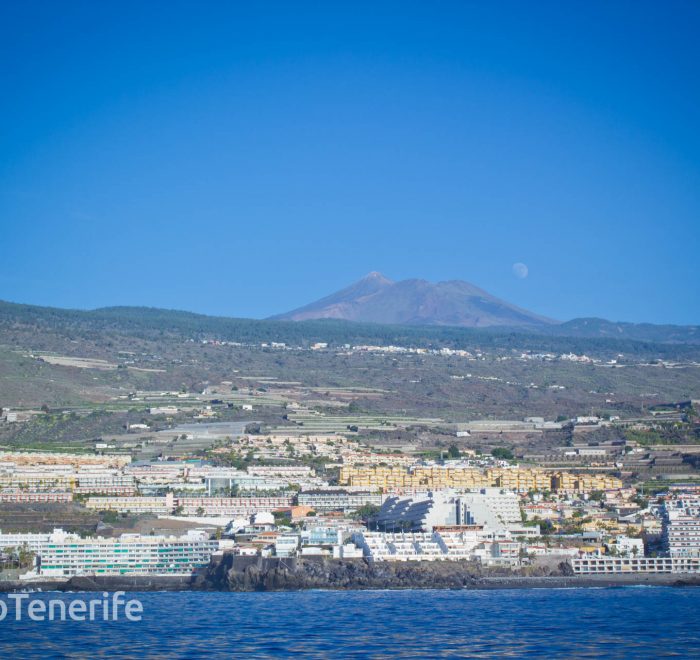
top-left (272, 272), bottom-right (554, 329)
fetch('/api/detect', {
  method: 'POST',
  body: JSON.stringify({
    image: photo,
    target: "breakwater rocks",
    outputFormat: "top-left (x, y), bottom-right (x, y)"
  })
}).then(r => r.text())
top-left (193, 555), bottom-right (569, 591)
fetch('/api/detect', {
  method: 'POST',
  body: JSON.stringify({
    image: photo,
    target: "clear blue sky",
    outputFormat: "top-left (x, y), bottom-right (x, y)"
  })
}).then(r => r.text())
top-left (1, 1), bottom-right (699, 324)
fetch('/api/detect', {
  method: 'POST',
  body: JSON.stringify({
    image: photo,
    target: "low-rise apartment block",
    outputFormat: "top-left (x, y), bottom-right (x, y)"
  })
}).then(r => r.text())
top-left (297, 490), bottom-right (384, 512)
top-left (84, 493), bottom-right (293, 516)
top-left (571, 556), bottom-right (700, 574)
top-left (340, 465), bottom-right (621, 493)
top-left (38, 529), bottom-right (217, 577)
top-left (0, 491), bottom-right (73, 503)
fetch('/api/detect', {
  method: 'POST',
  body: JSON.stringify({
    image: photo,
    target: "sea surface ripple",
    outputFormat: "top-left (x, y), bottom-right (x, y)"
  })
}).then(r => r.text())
top-left (1, 586), bottom-right (698, 658)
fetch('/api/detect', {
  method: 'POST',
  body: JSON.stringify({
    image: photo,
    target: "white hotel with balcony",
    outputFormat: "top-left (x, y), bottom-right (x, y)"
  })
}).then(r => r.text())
top-left (1, 528), bottom-right (219, 578)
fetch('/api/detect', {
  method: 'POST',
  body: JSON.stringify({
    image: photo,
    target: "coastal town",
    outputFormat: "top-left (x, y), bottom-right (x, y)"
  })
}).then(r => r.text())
top-left (1, 360), bottom-right (698, 587)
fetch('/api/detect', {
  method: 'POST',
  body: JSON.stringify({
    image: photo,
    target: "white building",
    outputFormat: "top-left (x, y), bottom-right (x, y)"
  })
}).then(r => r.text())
top-left (275, 534), bottom-right (300, 557)
top-left (375, 489), bottom-right (520, 533)
top-left (352, 528), bottom-right (521, 566)
top-left (608, 535), bottom-right (645, 557)
top-left (571, 556), bottom-right (700, 574)
top-left (0, 528), bottom-right (74, 554)
top-left (149, 406), bottom-right (179, 415)
top-left (662, 495), bottom-right (700, 559)
top-left (32, 529), bottom-right (217, 577)
top-left (2, 528), bottom-right (219, 577)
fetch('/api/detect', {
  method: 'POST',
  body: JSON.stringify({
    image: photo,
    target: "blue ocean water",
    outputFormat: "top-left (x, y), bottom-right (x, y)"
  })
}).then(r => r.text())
top-left (1, 587), bottom-right (699, 658)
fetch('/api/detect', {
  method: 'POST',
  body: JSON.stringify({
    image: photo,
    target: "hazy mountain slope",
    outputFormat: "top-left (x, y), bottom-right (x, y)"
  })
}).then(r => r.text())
top-left (270, 271), bottom-right (395, 322)
top-left (551, 318), bottom-right (700, 344)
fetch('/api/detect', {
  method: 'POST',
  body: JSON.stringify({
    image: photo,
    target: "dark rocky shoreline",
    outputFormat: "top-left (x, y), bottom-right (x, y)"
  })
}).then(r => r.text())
top-left (2, 556), bottom-right (700, 593)
top-left (195, 556), bottom-right (700, 592)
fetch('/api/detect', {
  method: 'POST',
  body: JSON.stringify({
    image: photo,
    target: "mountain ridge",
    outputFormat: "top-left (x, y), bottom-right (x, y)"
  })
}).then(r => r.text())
top-left (272, 271), bottom-right (555, 328)
top-left (0, 299), bottom-right (698, 354)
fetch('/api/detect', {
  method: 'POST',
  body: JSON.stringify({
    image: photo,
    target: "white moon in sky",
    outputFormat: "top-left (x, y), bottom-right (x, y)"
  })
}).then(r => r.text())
top-left (512, 262), bottom-right (529, 279)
